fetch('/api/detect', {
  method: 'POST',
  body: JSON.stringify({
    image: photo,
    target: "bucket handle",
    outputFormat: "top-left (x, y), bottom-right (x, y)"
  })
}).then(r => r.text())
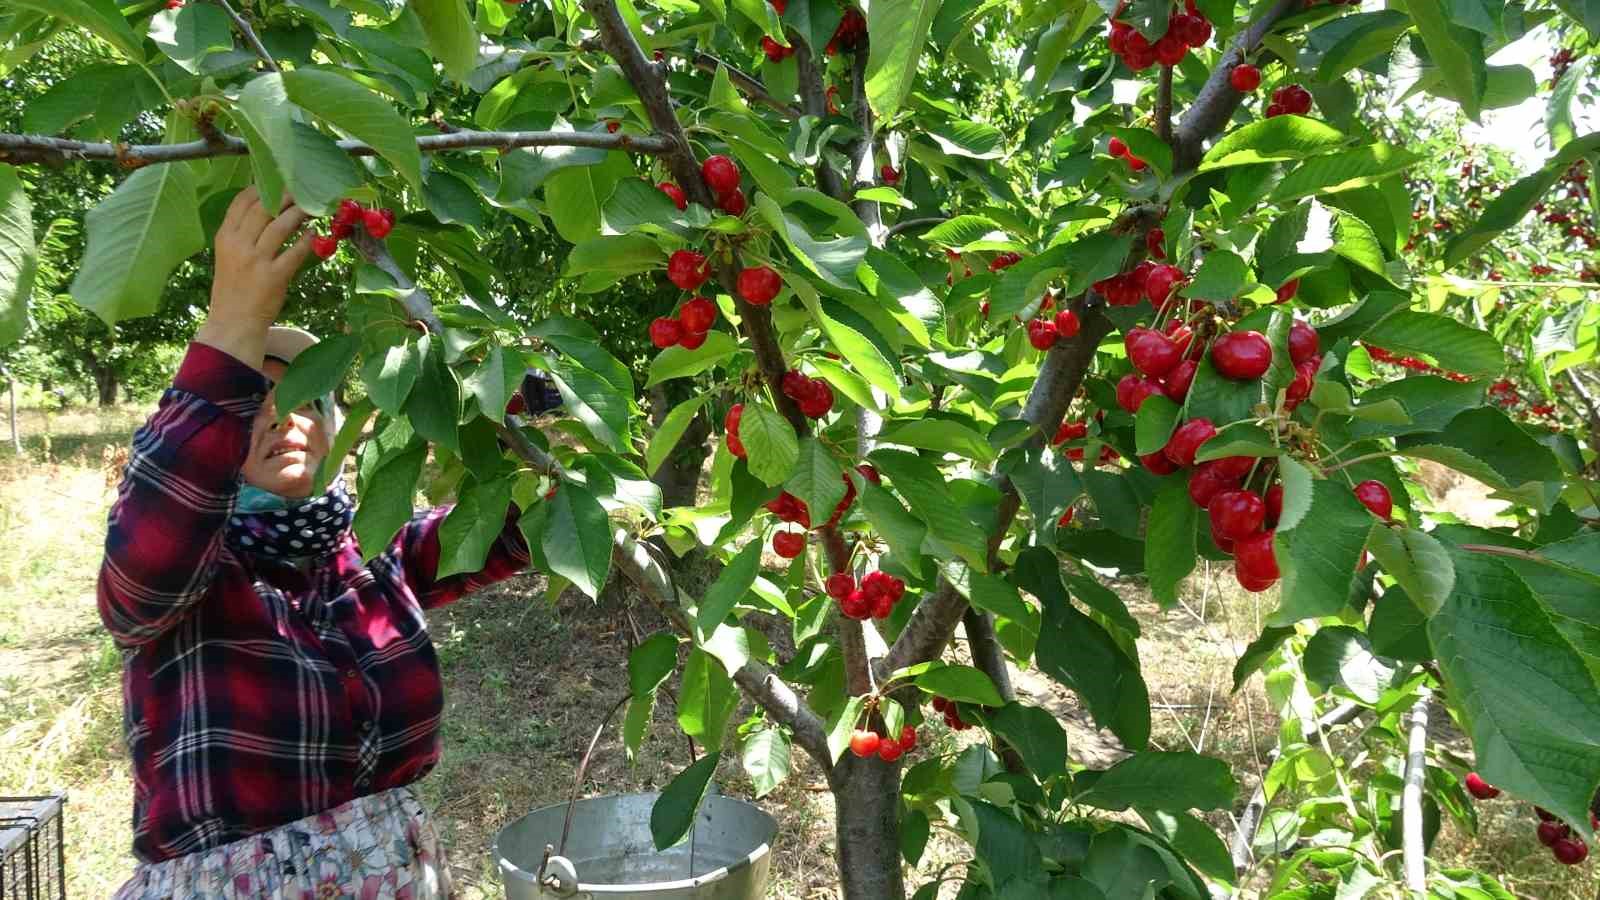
top-left (536, 693), bottom-right (631, 891)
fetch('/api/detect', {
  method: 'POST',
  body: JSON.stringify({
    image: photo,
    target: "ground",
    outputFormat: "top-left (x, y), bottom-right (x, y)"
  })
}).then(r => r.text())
top-left (0, 403), bottom-right (1592, 899)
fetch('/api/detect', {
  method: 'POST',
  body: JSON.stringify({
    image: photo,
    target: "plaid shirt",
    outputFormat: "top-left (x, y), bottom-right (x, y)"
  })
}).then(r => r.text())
top-left (98, 342), bottom-right (531, 865)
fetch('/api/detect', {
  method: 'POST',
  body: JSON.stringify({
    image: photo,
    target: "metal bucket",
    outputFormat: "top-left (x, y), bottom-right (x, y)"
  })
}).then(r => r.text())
top-left (494, 792), bottom-right (776, 900)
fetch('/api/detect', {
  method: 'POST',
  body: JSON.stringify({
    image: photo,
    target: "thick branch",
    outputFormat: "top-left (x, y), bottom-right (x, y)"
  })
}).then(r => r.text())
top-left (795, 44), bottom-right (848, 200)
top-left (688, 52), bottom-right (803, 117)
top-left (1402, 690), bottom-right (1432, 894)
top-left (0, 129), bottom-right (672, 167)
top-left (212, 0), bottom-right (281, 73)
top-left (1171, 0), bottom-right (1301, 171)
top-left (846, 45), bottom-right (883, 241)
top-left (1155, 64), bottom-right (1174, 145)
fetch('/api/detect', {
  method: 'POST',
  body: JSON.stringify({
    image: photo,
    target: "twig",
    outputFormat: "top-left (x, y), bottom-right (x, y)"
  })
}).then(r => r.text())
top-left (211, 0), bottom-right (281, 74)
top-left (0, 129), bottom-right (673, 167)
top-left (1156, 64), bottom-right (1174, 145)
top-left (886, 217), bottom-right (946, 239)
top-left (1402, 689), bottom-right (1432, 895)
top-left (686, 52), bottom-right (802, 117)
top-left (1230, 701), bottom-right (1362, 874)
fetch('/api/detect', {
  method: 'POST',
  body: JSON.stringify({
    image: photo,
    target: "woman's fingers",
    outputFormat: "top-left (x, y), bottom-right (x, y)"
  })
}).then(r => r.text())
top-left (258, 204), bottom-right (309, 253)
top-left (234, 190), bottom-right (275, 241)
top-left (220, 186), bottom-right (260, 237)
top-left (271, 229), bottom-right (317, 280)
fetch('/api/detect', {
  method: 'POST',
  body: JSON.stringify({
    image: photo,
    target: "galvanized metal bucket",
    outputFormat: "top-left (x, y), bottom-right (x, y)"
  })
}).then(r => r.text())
top-left (494, 792), bottom-right (776, 900)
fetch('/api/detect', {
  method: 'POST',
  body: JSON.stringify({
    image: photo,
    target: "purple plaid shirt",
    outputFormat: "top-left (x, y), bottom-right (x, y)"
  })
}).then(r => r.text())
top-left (98, 342), bottom-right (531, 864)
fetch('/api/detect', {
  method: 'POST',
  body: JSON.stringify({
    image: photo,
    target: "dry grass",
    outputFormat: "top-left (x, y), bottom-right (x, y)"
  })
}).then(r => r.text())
top-left (1, 407), bottom-right (1595, 899)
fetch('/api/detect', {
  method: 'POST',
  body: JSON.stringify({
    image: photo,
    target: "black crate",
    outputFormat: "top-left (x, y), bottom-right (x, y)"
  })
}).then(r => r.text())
top-left (0, 795), bottom-right (65, 900)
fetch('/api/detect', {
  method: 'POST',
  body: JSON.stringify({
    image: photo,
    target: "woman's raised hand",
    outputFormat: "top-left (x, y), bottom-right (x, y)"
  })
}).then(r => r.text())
top-left (196, 187), bottom-right (315, 368)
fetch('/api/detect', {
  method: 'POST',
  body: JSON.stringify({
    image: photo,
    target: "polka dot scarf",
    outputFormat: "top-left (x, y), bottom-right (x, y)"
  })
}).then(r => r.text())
top-left (225, 480), bottom-right (355, 561)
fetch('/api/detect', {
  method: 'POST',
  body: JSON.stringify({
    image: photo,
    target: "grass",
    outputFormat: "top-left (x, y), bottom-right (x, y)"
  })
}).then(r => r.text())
top-left (1, 405), bottom-right (1595, 899)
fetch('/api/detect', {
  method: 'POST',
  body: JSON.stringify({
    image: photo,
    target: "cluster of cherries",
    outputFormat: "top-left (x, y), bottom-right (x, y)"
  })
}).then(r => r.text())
top-left (656, 154), bottom-right (748, 217)
top-left (648, 296), bottom-right (718, 350)
top-left (780, 370), bottom-right (836, 419)
top-left (825, 8), bottom-right (868, 55)
top-left (1464, 773), bottom-right (1591, 865)
top-left (1026, 306), bottom-right (1083, 351)
top-left (1094, 257), bottom-right (1188, 307)
top-left (750, 461), bottom-right (880, 558)
top-left (311, 199), bottom-right (395, 259)
top-left (930, 695), bottom-right (974, 731)
top-left (656, 157), bottom-right (784, 308)
top-left (849, 723), bottom-right (917, 761)
top-left (1104, 2), bottom-right (1213, 71)
top-left (1264, 83), bottom-right (1314, 118)
top-left (760, 35), bottom-right (797, 62)
top-left (826, 569), bottom-right (907, 620)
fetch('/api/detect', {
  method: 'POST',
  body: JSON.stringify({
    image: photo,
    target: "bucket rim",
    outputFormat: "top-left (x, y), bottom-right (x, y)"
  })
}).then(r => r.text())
top-left (493, 791), bottom-right (776, 894)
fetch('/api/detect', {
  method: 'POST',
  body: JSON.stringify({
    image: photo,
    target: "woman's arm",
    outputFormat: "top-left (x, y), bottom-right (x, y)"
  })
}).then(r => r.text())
top-left (391, 503), bottom-right (532, 610)
top-left (97, 188), bottom-right (314, 647)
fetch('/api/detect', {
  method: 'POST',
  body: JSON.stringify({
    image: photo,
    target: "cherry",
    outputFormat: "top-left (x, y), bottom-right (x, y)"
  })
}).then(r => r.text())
top-left (1236, 564), bottom-right (1277, 592)
top-left (718, 188), bottom-right (748, 216)
top-left (1054, 309), bottom-right (1081, 338)
top-left (1209, 489), bottom-right (1266, 541)
top-left (772, 530), bottom-right (805, 558)
top-left (1154, 34), bottom-right (1187, 66)
top-left (1141, 451), bottom-right (1179, 475)
top-left (725, 404), bottom-right (746, 458)
top-left (1126, 153), bottom-right (1148, 171)
top-left (1058, 508), bottom-right (1075, 526)
top-left (849, 729), bottom-right (881, 757)
top-left (1276, 279), bottom-right (1300, 303)
top-left (1163, 320), bottom-right (1195, 356)
top-left (362, 207), bottom-right (394, 239)
top-left (826, 572), bottom-right (856, 600)
top-left (1028, 318), bottom-right (1058, 350)
top-left (702, 154), bottom-right (740, 194)
top-left (760, 36), bottom-right (789, 61)
top-left (1053, 419), bottom-right (1088, 445)
top-left (505, 391), bottom-right (527, 417)
top-left (679, 330), bottom-right (708, 350)
top-left (668, 250), bottom-right (711, 291)
top-left (606, 119), bottom-right (620, 133)
top-left (680, 296), bottom-right (717, 333)
top-left (857, 463), bottom-right (881, 485)
top-left (1208, 456), bottom-right (1255, 481)
top-left (1116, 373), bottom-right (1164, 413)
top-left (1175, 12), bottom-right (1211, 45)
top-left (1286, 360), bottom-right (1315, 409)
top-left (1165, 417), bottom-right (1217, 467)
top-left (1353, 480), bottom-right (1393, 519)
top-left (311, 233), bottom-right (339, 259)
top-left (1144, 264), bottom-right (1185, 305)
top-left (1234, 530), bottom-right (1280, 580)
top-left (1264, 484), bottom-right (1283, 527)
top-left (1554, 838), bottom-right (1589, 865)
top-left (1230, 63), bottom-right (1261, 92)
top-left (657, 181), bottom-right (688, 210)
top-left (899, 725), bottom-right (917, 750)
top-left (1537, 808), bottom-right (1558, 822)
top-left (333, 198), bottom-right (363, 228)
top-left (798, 380), bottom-right (834, 419)
top-left (1126, 327), bottom-right (1181, 377)
top-left (1210, 520), bottom-right (1236, 554)
top-left (1211, 331), bottom-right (1272, 380)
top-left (877, 737), bottom-right (904, 762)
top-left (737, 266), bottom-right (783, 304)
top-left (648, 317), bottom-right (683, 348)
top-left (1163, 358), bottom-right (1197, 401)
top-left (880, 164), bottom-right (900, 185)
top-left (840, 590), bottom-right (871, 620)
top-left (1538, 821), bottom-right (1570, 846)
top-left (330, 219), bottom-right (353, 240)
top-left (166, 0), bottom-right (184, 8)
top-left (1270, 84), bottom-right (1313, 116)
top-left (769, 0), bottom-right (786, 11)
top-left (1108, 136), bottom-right (1129, 157)
top-left (1289, 320), bottom-right (1320, 366)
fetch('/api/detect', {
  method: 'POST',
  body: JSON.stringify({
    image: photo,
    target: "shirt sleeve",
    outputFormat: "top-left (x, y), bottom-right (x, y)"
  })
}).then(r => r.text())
top-left (97, 342), bottom-right (269, 648)
top-left (392, 502), bottom-right (531, 610)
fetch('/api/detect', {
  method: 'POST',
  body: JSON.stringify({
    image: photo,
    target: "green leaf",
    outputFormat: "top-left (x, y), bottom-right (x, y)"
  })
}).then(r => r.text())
top-left (1444, 133), bottom-right (1600, 267)
top-left (875, 418), bottom-right (996, 463)
top-left (545, 153), bottom-right (631, 244)
top-left (629, 632), bottom-right (678, 697)
top-left (602, 177), bottom-right (689, 236)
top-left (362, 336), bottom-right (422, 415)
top-left (1198, 117), bottom-right (1348, 171)
top-left (1145, 479), bottom-right (1196, 608)
top-left (1547, 53), bottom-right (1582, 150)
top-left (1303, 624), bottom-right (1395, 703)
top-left (411, 0), bottom-right (478, 82)
top-left (825, 695), bottom-right (868, 763)
top-left (1270, 144), bottom-right (1420, 203)
top-left (1193, 423), bottom-right (1280, 462)
top-left (697, 539), bottom-right (763, 641)
top-left (1106, 126), bottom-right (1174, 177)
top-left (275, 333), bottom-right (359, 419)
top-left (1081, 752), bottom-right (1237, 812)
top-left (1137, 809), bottom-right (1235, 884)
top-left (283, 69), bottom-right (423, 188)
top-left (990, 702), bottom-right (1068, 779)
top-left (754, 194), bottom-right (869, 290)
top-left (646, 394), bottom-right (713, 477)
top-left (149, 2), bottom-right (232, 73)
top-left (864, 0), bottom-right (943, 120)
top-left (352, 441), bottom-right (427, 559)
top-left (1396, 407), bottom-right (1565, 499)
top-left (868, 448), bottom-right (990, 571)
top-left (549, 358), bottom-right (630, 452)
top-left (235, 74), bottom-right (362, 214)
top-left (1275, 456), bottom-right (1315, 532)
top-left (1315, 10), bottom-right (1410, 81)
top-left (1268, 479), bottom-right (1373, 624)
top-left (69, 164), bottom-right (204, 326)
top-left (784, 438), bottom-right (847, 524)
top-left (1368, 587), bottom-right (1434, 662)
top-left (1363, 310), bottom-right (1504, 376)
top-left (0, 165), bottom-right (36, 347)
top-left (859, 479), bottom-right (928, 564)
top-left (1430, 549), bottom-right (1600, 834)
top-left (1133, 394), bottom-right (1179, 456)
top-left (540, 483), bottom-right (612, 599)
top-left (9, 0), bottom-right (141, 59)
top-left (650, 752), bottom-right (721, 850)
top-left (739, 404), bottom-right (800, 487)
top-left (1003, 443), bottom-right (1082, 543)
top-left (462, 343), bottom-right (522, 425)
top-left (1408, 0), bottom-right (1487, 120)
top-left (1330, 211), bottom-right (1389, 280)
top-left (916, 664), bottom-right (1006, 705)
top-left (742, 727), bottom-right (791, 798)
top-left (1231, 626), bottom-right (1295, 691)
top-left (403, 336), bottom-right (461, 452)
top-left (924, 119), bottom-right (1006, 159)
top-left (313, 398), bottom-right (374, 496)
top-left (921, 214), bottom-right (1003, 246)
top-left (1366, 525), bottom-right (1455, 615)
top-left (436, 475), bottom-right (515, 578)
top-left (1181, 250), bottom-right (1250, 302)
top-left (645, 330), bottom-right (740, 387)
top-left (794, 280), bottom-right (902, 401)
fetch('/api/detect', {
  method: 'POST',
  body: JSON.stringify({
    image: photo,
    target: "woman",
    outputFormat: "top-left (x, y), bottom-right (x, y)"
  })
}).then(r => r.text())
top-left (100, 187), bottom-right (532, 899)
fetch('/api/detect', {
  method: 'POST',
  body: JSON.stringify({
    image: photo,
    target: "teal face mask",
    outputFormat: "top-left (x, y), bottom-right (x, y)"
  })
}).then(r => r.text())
top-left (237, 483), bottom-right (295, 513)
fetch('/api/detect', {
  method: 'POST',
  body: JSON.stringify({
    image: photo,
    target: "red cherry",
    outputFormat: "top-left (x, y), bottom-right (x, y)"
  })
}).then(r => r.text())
top-left (1164, 417), bottom-right (1217, 467)
top-left (505, 391), bottom-right (527, 416)
top-left (760, 36), bottom-right (787, 61)
top-left (1234, 530), bottom-right (1280, 580)
top-left (1163, 359), bottom-right (1198, 401)
top-left (718, 188), bottom-right (748, 216)
top-left (678, 329), bottom-right (708, 350)
top-left (737, 266), bottom-right (783, 304)
top-left (1054, 309), bottom-right (1081, 338)
top-left (1289, 320), bottom-right (1320, 365)
top-left (1146, 227), bottom-right (1166, 259)
top-left (362, 207), bottom-right (394, 238)
top-left (880, 164), bottom-right (900, 185)
top-left (1206, 455), bottom-right (1255, 480)
top-left (166, 0), bottom-right (184, 8)
top-left (1053, 419), bottom-right (1088, 445)
top-left (798, 381), bottom-right (834, 419)
top-left (1189, 468), bottom-right (1238, 508)
top-left (649, 317), bottom-right (683, 348)
top-left (1028, 318), bottom-right (1059, 350)
top-left (1265, 484), bottom-right (1284, 527)
top-left (773, 530), bottom-right (805, 558)
top-left (725, 404), bottom-right (746, 459)
top-left (877, 737), bottom-right (904, 762)
top-left (1154, 34), bottom-right (1187, 66)
top-left (826, 572), bottom-right (856, 599)
top-left (657, 181), bottom-right (688, 211)
top-left (1126, 153), bottom-right (1148, 171)
top-left (1235, 564), bottom-right (1277, 592)
top-left (310, 233), bottom-right (339, 259)
top-left (680, 297), bottom-right (717, 334)
top-left (1353, 480), bottom-right (1393, 519)
top-left (331, 218), bottom-right (356, 240)
top-left (899, 725), bottom-right (917, 750)
top-left (849, 729), bottom-right (881, 757)
top-left (1176, 12), bottom-right (1211, 45)
top-left (1230, 63), bottom-right (1261, 92)
top-left (668, 250), bottom-right (711, 291)
top-left (1537, 821), bottom-right (1570, 846)
top-left (1116, 373), bottom-right (1163, 414)
top-left (1266, 101), bottom-right (1287, 118)
top-left (1141, 451), bottom-right (1179, 475)
top-left (1286, 360), bottom-right (1316, 409)
top-left (1145, 264), bottom-right (1185, 305)
top-left (701, 154), bottom-right (740, 195)
top-left (333, 198), bottom-right (363, 227)
top-left (1276, 279), bottom-right (1300, 303)
top-left (1108, 136), bottom-right (1129, 157)
top-left (1211, 331), bottom-right (1273, 380)
top-left (1554, 838), bottom-right (1589, 865)
top-left (1209, 489), bottom-right (1267, 541)
top-left (1126, 327), bottom-right (1181, 377)
top-left (606, 119), bottom-right (621, 133)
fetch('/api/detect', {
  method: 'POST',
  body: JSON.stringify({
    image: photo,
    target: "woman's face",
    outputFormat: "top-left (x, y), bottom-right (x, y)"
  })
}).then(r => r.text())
top-left (241, 358), bottom-right (332, 498)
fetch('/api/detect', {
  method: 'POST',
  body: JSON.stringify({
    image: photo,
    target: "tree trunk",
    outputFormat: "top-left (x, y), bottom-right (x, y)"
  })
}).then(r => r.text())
top-left (831, 755), bottom-right (905, 900)
top-left (646, 384), bottom-right (710, 509)
top-left (95, 367), bottom-right (118, 407)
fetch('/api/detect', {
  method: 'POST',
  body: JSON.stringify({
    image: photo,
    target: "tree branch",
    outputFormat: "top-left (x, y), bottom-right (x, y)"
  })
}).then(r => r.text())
top-left (846, 44), bottom-right (884, 242)
top-left (1156, 64), bottom-right (1174, 145)
top-left (687, 52), bottom-right (803, 117)
top-left (885, 217), bottom-right (946, 239)
top-left (1230, 701), bottom-right (1361, 873)
top-left (1171, 0), bottom-right (1301, 171)
top-left (0, 129), bottom-right (673, 168)
top-left (794, 43), bottom-right (848, 201)
top-left (211, 0), bottom-right (281, 74)
top-left (1402, 689), bottom-right (1432, 894)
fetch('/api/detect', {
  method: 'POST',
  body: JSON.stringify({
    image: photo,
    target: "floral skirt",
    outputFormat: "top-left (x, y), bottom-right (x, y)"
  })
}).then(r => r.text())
top-left (113, 786), bottom-right (453, 899)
